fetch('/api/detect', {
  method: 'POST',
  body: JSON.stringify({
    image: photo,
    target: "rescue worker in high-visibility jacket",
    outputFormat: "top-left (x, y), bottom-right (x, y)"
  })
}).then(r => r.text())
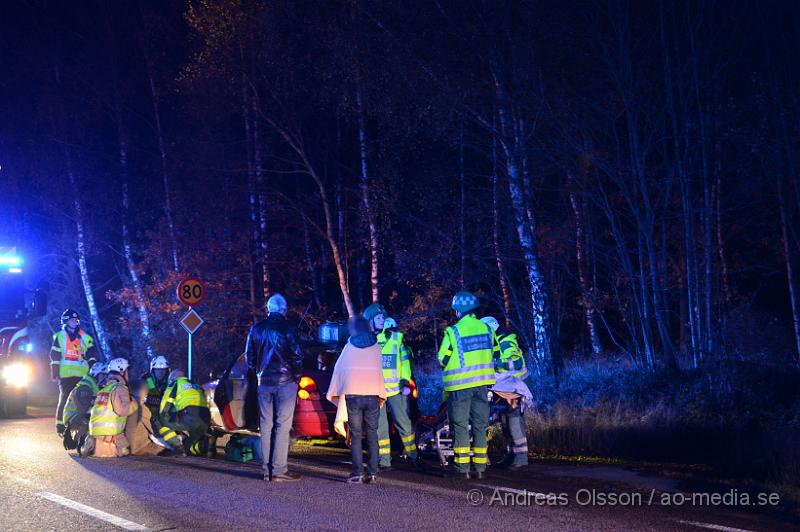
top-left (50, 309), bottom-right (98, 436)
top-left (158, 370), bottom-right (210, 456)
top-left (364, 303), bottom-right (424, 472)
top-left (482, 316), bottom-right (530, 470)
top-left (62, 362), bottom-right (107, 454)
top-left (141, 355), bottom-right (170, 437)
top-left (85, 358), bottom-right (138, 458)
top-left (438, 292), bottom-right (498, 479)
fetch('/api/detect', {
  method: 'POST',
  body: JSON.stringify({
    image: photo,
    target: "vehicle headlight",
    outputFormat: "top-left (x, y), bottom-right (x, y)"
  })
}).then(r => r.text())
top-left (2, 363), bottom-right (31, 388)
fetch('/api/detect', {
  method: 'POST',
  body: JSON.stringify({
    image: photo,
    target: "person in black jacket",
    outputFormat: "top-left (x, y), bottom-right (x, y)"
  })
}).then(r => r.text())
top-left (245, 293), bottom-right (304, 482)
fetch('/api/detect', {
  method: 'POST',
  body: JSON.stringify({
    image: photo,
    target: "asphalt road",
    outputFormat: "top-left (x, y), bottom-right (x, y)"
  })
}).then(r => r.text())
top-left (0, 410), bottom-right (796, 531)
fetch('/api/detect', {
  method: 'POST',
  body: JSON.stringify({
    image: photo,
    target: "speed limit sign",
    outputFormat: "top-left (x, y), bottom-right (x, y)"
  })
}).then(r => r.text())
top-left (177, 277), bottom-right (205, 307)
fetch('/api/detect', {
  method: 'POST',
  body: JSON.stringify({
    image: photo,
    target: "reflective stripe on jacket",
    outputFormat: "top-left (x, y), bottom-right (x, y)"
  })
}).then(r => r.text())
top-left (62, 375), bottom-right (99, 425)
top-left (376, 330), bottom-right (411, 397)
top-left (89, 382), bottom-right (126, 437)
top-left (160, 377), bottom-right (207, 414)
top-left (438, 314), bottom-right (498, 392)
top-left (495, 332), bottom-right (528, 380)
top-left (52, 329), bottom-right (94, 379)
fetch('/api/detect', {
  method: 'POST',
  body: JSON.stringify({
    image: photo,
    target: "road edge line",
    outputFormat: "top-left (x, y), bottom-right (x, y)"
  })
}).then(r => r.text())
top-left (37, 491), bottom-right (149, 531)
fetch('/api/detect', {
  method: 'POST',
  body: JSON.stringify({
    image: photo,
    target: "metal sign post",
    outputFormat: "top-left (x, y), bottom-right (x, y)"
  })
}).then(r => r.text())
top-left (188, 332), bottom-right (193, 380)
top-left (177, 277), bottom-right (205, 380)
top-left (179, 307), bottom-right (204, 380)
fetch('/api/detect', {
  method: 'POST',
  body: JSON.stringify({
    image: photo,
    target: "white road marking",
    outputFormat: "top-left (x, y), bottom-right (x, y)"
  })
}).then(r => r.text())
top-left (677, 520), bottom-right (754, 532)
top-left (37, 492), bottom-right (149, 531)
top-left (475, 483), bottom-right (550, 497)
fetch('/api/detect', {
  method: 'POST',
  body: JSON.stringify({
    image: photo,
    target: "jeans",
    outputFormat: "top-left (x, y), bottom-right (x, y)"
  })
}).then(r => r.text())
top-left (447, 385), bottom-right (490, 473)
top-left (345, 395), bottom-right (380, 476)
top-left (377, 393), bottom-right (417, 467)
top-left (258, 382), bottom-right (298, 476)
top-left (56, 376), bottom-right (81, 429)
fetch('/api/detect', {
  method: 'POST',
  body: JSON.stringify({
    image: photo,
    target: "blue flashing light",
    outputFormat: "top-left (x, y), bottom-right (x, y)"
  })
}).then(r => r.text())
top-left (8, 267), bottom-right (22, 274)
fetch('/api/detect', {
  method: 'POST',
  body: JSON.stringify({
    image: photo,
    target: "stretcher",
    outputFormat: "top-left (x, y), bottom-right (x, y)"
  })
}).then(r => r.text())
top-left (414, 391), bottom-right (510, 468)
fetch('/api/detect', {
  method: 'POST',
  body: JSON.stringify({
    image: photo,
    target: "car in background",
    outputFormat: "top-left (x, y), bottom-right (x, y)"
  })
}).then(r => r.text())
top-left (204, 321), bottom-right (418, 439)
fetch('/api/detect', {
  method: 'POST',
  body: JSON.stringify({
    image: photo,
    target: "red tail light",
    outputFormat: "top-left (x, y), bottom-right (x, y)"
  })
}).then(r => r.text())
top-left (298, 376), bottom-right (317, 399)
top-left (409, 378), bottom-right (418, 399)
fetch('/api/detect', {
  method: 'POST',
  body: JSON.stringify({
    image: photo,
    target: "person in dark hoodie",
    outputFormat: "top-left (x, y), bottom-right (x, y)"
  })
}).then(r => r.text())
top-left (327, 317), bottom-right (386, 484)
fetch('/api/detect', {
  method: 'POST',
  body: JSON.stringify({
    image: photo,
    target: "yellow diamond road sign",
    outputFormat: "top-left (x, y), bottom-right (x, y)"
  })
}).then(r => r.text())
top-left (180, 308), bottom-right (204, 335)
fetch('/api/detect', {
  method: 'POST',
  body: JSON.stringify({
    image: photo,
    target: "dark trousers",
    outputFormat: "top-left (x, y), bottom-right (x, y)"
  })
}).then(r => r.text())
top-left (447, 385), bottom-right (490, 473)
top-left (56, 376), bottom-right (81, 429)
top-left (167, 406), bottom-right (211, 456)
top-left (64, 415), bottom-right (89, 450)
top-left (345, 395), bottom-right (380, 476)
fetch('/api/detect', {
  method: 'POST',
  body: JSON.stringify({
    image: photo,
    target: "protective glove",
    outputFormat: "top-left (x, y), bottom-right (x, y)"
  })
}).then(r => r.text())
top-left (50, 365), bottom-right (59, 382)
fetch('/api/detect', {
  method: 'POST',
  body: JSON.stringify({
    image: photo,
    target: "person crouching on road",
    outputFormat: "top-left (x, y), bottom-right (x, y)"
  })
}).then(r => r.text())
top-left (84, 358), bottom-right (138, 457)
top-left (245, 293), bottom-right (304, 482)
top-left (62, 362), bottom-right (107, 455)
top-left (157, 369), bottom-right (210, 456)
top-left (326, 317), bottom-right (387, 484)
top-left (142, 355), bottom-right (171, 437)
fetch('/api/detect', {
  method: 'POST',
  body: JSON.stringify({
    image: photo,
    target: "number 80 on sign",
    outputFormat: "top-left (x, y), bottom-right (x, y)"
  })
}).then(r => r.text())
top-left (177, 277), bottom-right (205, 307)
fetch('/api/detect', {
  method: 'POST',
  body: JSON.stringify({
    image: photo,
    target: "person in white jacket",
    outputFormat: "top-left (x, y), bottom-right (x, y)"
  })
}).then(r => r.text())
top-left (326, 317), bottom-right (387, 484)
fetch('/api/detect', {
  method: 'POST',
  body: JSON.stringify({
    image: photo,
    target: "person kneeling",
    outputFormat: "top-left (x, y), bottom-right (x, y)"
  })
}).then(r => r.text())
top-left (84, 358), bottom-right (137, 458)
top-left (157, 370), bottom-right (210, 456)
top-left (62, 362), bottom-right (107, 455)
top-left (327, 317), bottom-right (387, 484)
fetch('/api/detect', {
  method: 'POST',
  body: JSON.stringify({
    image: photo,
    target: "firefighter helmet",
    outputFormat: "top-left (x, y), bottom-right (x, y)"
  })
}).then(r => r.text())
top-left (61, 308), bottom-right (80, 325)
top-left (150, 355), bottom-right (169, 371)
top-left (89, 362), bottom-right (107, 378)
top-left (107, 358), bottom-right (129, 374)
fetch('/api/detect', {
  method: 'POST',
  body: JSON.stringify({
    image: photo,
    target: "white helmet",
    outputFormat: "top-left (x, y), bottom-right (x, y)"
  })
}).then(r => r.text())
top-left (383, 317), bottom-right (398, 330)
top-left (107, 358), bottom-right (129, 374)
top-left (150, 355), bottom-right (169, 370)
top-left (89, 363), bottom-right (107, 378)
top-left (480, 316), bottom-right (500, 332)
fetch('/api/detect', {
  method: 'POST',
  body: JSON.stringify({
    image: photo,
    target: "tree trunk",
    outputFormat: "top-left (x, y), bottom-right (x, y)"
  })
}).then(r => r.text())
top-left (243, 84), bottom-right (262, 312)
top-left (491, 131), bottom-right (512, 326)
top-left (459, 127), bottom-right (466, 287)
top-left (116, 121), bottom-right (154, 359)
top-left (496, 102), bottom-right (562, 374)
top-left (107, 30), bottom-right (153, 358)
top-left (144, 52), bottom-right (179, 273)
top-left (66, 152), bottom-right (111, 359)
top-left (778, 176), bottom-right (800, 365)
top-left (568, 175), bottom-right (602, 358)
top-left (356, 83), bottom-right (379, 303)
top-left (252, 97), bottom-right (270, 299)
top-left (680, 175), bottom-right (700, 368)
top-left (303, 216), bottom-right (322, 309)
